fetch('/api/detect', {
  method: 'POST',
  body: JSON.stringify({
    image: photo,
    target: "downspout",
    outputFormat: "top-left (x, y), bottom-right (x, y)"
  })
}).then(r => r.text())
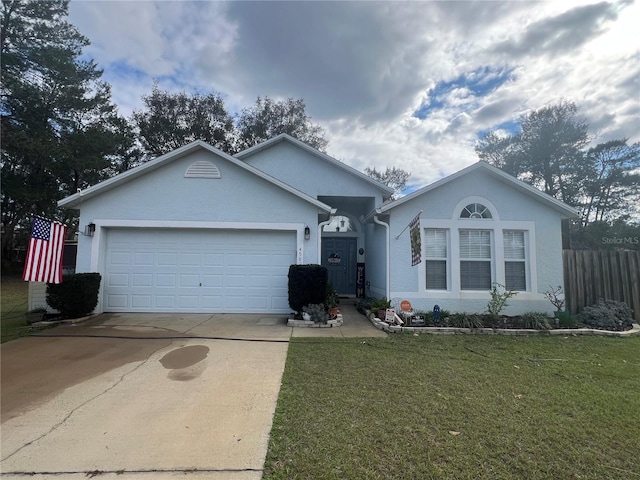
top-left (317, 209), bottom-right (337, 264)
top-left (373, 213), bottom-right (390, 300)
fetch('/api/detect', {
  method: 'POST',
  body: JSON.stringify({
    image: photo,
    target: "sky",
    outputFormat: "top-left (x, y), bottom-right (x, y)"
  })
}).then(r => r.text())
top-left (68, 0), bottom-right (640, 192)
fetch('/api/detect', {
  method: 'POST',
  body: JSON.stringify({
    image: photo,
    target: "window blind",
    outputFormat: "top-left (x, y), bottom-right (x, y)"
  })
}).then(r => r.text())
top-left (425, 228), bottom-right (447, 290)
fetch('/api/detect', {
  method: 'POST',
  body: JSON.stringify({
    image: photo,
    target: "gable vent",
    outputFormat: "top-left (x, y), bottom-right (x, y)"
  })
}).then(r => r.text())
top-left (185, 161), bottom-right (221, 179)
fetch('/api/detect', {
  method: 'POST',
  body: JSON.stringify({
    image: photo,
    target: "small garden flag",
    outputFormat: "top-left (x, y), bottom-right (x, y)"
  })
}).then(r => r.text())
top-left (22, 216), bottom-right (67, 284)
top-left (409, 213), bottom-right (421, 266)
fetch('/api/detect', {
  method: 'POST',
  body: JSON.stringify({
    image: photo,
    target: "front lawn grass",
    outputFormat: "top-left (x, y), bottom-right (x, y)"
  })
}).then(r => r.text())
top-left (264, 334), bottom-right (640, 480)
top-left (1, 280), bottom-right (30, 343)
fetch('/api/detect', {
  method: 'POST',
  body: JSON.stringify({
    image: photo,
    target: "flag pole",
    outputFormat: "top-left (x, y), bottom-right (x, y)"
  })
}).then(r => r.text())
top-left (395, 210), bottom-right (423, 240)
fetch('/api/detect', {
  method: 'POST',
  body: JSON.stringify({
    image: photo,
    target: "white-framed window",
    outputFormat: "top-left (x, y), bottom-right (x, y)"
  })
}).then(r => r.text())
top-left (459, 229), bottom-right (492, 290)
top-left (503, 230), bottom-right (527, 291)
top-left (460, 203), bottom-right (492, 219)
top-left (425, 228), bottom-right (448, 290)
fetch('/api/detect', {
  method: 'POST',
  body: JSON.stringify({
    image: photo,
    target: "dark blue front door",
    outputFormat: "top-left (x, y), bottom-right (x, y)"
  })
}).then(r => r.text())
top-left (322, 237), bottom-right (357, 295)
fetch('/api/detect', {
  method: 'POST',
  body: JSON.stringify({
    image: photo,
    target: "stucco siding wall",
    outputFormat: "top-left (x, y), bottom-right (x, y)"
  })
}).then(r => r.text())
top-left (74, 149), bottom-right (322, 273)
top-left (79, 150), bottom-right (318, 222)
top-left (243, 142), bottom-right (385, 201)
top-left (364, 222), bottom-right (387, 299)
top-left (388, 170), bottom-right (567, 315)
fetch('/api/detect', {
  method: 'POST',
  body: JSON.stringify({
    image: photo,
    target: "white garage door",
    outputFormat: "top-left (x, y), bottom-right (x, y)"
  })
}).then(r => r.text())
top-left (104, 229), bottom-right (296, 313)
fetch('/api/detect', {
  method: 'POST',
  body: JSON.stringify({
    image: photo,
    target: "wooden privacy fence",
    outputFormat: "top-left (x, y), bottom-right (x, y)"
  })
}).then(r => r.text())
top-left (563, 249), bottom-right (640, 321)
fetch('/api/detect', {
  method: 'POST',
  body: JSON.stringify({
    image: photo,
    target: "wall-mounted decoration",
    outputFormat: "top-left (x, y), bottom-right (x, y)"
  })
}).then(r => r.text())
top-left (328, 252), bottom-right (341, 265)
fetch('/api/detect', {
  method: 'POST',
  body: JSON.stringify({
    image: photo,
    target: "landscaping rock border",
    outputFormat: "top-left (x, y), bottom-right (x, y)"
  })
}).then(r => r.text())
top-left (31, 313), bottom-right (101, 327)
top-left (365, 311), bottom-right (640, 337)
top-left (288, 312), bottom-right (343, 328)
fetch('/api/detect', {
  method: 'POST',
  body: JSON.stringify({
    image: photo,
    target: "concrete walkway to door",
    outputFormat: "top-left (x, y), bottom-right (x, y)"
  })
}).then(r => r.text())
top-left (1, 302), bottom-right (383, 479)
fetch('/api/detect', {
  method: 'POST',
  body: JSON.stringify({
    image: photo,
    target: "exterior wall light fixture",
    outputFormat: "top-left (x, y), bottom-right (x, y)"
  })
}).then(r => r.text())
top-left (84, 223), bottom-right (96, 237)
top-left (304, 226), bottom-right (310, 240)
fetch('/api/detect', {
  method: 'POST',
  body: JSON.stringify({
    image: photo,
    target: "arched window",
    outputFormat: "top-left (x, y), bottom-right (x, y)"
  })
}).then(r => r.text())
top-left (460, 203), bottom-right (492, 219)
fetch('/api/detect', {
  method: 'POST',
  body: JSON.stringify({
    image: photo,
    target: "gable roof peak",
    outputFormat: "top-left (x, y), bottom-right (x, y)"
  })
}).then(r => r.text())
top-left (235, 134), bottom-right (395, 195)
top-left (379, 160), bottom-right (578, 217)
top-left (57, 139), bottom-right (332, 213)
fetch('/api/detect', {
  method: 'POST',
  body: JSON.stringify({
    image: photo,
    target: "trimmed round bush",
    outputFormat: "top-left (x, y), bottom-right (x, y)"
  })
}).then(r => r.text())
top-left (47, 273), bottom-right (101, 319)
top-left (288, 264), bottom-right (328, 313)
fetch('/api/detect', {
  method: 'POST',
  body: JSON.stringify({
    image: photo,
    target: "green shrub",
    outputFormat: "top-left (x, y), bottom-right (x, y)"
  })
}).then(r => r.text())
top-left (47, 273), bottom-right (101, 319)
top-left (578, 299), bottom-right (634, 331)
top-left (288, 265), bottom-right (328, 313)
top-left (416, 308), bottom-right (451, 325)
top-left (486, 283), bottom-right (518, 318)
top-left (522, 312), bottom-right (552, 330)
top-left (370, 297), bottom-right (392, 312)
top-left (555, 310), bottom-right (577, 328)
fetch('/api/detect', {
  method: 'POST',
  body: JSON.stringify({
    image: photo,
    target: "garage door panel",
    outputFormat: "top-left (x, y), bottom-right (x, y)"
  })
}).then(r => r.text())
top-left (155, 296), bottom-right (176, 309)
top-left (104, 229), bottom-right (296, 313)
top-left (107, 294), bottom-right (128, 309)
top-left (158, 252), bottom-right (178, 266)
top-left (132, 274), bottom-right (153, 287)
top-left (108, 273), bottom-right (129, 287)
top-left (179, 296), bottom-right (199, 308)
top-left (227, 254), bottom-right (247, 267)
top-left (134, 252), bottom-right (154, 265)
top-left (110, 251), bottom-right (130, 265)
top-left (179, 274), bottom-right (200, 287)
top-left (248, 274), bottom-right (271, 287)
top-left (249, 254), bottom-right (273, 266)
top-left (272, 295), bottom-right (289, 310)
top-left (131, 295), bottom-right (152, 308)
top-left (180, 253), bottom-right (201, 266)
top-left (201, 295), bottom-right (223, 308)
top-left (156, 274), bottom-right (176, 287)
top-left (226, 295), bottom-right (267, 309)
top-left (202, 253), bottom-right (223, 266)
top-left (202, 274), bottom-right (223, 287)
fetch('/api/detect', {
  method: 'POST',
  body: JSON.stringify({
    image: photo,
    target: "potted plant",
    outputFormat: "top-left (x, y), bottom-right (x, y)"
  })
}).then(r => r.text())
top-left (544, 286), bottom-right (575, 328)
top-left (25, 307), bottom-right (47, 324)
top-left (326, 283), bottom-right (340, 318)
top-left (371, 297), bottom-right (392, 320)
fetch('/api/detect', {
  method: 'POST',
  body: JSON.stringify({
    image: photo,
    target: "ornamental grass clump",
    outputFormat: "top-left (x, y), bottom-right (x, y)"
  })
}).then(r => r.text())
top-left (522, 311), bottom-right (552, 330)
top-left (448, 312), bottom-right (483, 329)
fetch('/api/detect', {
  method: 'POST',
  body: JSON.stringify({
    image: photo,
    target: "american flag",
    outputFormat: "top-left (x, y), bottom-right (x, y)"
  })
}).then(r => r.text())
top-left (409, 213), bottom-right (421, 266)
top-left (22, 216), bottom-right (67, 284)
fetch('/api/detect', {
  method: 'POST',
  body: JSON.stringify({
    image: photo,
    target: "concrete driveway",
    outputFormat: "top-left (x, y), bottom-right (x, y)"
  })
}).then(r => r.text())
top-left (1, 313), bottom-right (292, 479)
top-left (1, 307), bottom-right (384, 479)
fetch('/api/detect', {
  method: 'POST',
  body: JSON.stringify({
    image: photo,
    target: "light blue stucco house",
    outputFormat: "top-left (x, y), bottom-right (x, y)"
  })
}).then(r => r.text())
top-left (57, 134), bottom-right (577, 315)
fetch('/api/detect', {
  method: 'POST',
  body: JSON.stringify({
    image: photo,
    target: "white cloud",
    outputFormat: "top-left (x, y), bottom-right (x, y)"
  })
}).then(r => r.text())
top-left (68, 0), bottom-right (640, 188)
